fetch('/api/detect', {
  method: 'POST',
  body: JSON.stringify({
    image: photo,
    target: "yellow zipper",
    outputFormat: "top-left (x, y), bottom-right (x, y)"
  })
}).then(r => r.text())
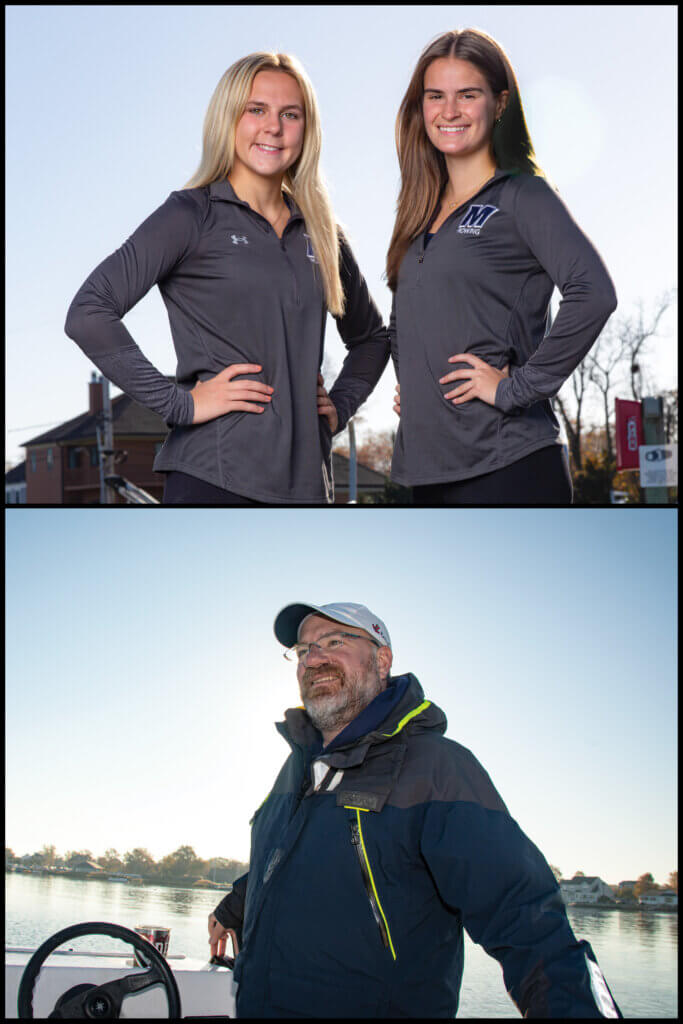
top-left (345, 806), bottom-right (397, 961)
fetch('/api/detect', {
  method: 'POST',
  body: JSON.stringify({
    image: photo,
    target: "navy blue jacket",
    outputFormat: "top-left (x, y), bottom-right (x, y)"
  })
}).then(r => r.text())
top-left (215, 675), bottom-right (621, 1017)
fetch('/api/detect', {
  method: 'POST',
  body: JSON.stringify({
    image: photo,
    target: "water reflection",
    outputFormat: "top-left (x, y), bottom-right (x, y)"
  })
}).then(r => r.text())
top-left (6, 875), bottom-right (678, 1018)
top-left (156, 887), bottom-right (203, 917)
top-left (569, 905), bottom-right (677, 946)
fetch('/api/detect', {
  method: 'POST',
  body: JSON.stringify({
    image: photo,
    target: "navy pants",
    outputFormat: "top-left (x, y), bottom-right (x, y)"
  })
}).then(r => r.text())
top-left (412, 444), bottom-right (573, 506)
top-left (162, 471), bottom-right (266, 506)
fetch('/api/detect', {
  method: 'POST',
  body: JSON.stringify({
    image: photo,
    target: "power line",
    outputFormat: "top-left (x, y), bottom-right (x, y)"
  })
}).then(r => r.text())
top-left (7, 422), bottom-right (62, 433)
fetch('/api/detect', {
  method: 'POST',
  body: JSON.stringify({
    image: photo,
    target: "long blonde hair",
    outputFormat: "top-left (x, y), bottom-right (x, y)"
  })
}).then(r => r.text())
top-left (386, 28), bottom-right (546, 292)
top-left (185, 52), bottom-right (345, 317)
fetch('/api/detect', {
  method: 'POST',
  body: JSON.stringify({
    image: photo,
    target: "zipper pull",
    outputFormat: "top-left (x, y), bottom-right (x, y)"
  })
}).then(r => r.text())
top-left (418, 254), bottom-right (424, 263)
top-left (349, 820), bottom-right (360, 845)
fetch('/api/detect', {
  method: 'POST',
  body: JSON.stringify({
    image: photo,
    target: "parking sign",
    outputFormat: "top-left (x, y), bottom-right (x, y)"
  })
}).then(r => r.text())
top-left (639, 445), bottom-right (678, 487)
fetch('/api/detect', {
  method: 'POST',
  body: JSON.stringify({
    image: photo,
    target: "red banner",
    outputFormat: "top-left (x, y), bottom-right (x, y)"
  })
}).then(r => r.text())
top-left (615, 398), bottom-right (643, 470)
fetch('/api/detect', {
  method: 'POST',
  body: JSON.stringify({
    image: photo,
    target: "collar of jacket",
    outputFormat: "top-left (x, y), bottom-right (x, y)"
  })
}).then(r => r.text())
top-left (208, 178), bottom-right (304, 223)
top-left (275, 673), bottom-right (446, 770)
top-left (432, 165), bottom-right (518, 220)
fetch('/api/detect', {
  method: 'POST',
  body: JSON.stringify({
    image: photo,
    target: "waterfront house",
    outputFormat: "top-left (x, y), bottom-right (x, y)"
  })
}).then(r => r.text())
top-left (68, 859), bottom-right (104, 875)
top-left (638, 888), bottom-right (678, 908)
top-left (559, 876), bottom-right (615, 905)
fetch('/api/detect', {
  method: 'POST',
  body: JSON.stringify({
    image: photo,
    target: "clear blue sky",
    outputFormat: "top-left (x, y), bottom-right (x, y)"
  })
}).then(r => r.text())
top-left (6, 508), bottom-right (677, 886)
top-left (5, 5), bottom-right (678, 466)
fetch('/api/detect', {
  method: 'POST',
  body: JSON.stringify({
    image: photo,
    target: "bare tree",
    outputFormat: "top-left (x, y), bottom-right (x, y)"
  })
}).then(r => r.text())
top-left (585, 324), bottom-right (629, 464)
top-left (619, 291), bottom-right (674, 400)
top-left (555, 291), bottom-right (675, 477)
top-left (662, 389), bottom-right (678, 444)
top-left (555, 358), bottom-right (591, 471)
top-left (321, 352), bottom-right (339, 386)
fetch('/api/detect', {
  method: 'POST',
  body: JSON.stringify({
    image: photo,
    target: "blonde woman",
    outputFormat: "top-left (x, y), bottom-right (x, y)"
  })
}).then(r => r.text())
top-left (65, 53), bottom-right (389, 505)
top-left (387, 29), bottom-right (617, 505)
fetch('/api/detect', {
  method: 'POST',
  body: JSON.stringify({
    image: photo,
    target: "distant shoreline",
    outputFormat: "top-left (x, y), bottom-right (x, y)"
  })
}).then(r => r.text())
top-left (5, 867), bottom-right (232, 893)
top-left (7, 867), bottom-right (676, 910)
top-left (567, 902), bottom-right (677, 914)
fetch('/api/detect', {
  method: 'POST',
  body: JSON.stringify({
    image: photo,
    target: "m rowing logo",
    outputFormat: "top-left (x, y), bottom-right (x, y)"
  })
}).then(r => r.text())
top-left (457, 204), bottom-right (499, 236)
top-left (303, 233), bottom-right (317, 263)
top-left (231, 234), bottom-right (249, 245)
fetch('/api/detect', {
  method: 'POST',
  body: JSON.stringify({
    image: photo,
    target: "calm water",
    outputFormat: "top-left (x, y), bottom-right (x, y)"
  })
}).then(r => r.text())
top-left (5, 873), bottom-right (677, 1017)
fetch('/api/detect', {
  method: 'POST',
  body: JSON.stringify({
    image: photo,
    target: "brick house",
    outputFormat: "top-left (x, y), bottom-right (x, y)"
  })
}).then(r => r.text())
top-left (22, 376), bottom-right (169, 505)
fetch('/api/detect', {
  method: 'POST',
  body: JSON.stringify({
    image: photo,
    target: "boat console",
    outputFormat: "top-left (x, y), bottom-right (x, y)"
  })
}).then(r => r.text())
top-left (5, 922), bottom-right (237, 1019)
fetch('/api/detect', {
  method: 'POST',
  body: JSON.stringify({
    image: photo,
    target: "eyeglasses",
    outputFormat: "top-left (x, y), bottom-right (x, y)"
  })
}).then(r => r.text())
top-left (284, 630), bottom-right (379, 663)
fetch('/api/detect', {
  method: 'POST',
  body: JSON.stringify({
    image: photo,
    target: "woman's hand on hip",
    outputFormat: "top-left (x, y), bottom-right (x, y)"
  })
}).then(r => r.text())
top-left (440, 354), bottom-right (509, 407)
top-left (393, 383), bottom-right (400, 417)
top-left (190, 364), bottom-right (273, 425)
top-left (317, 374), bottom-right (338, 433)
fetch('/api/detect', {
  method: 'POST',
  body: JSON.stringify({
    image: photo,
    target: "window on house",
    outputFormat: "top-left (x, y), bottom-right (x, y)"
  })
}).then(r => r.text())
top-left (30, 452), bottom-right (37, 473)
top-left (68, 448), bottom-right (81, 470)
top-left (46, 448), bottom-right (54, 470)
top-left (90, 446), bottom-right (99, 467)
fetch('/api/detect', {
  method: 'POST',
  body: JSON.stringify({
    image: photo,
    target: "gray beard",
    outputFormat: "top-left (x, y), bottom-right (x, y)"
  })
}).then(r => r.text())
top-left (303, 653), bottom-right (384, 736)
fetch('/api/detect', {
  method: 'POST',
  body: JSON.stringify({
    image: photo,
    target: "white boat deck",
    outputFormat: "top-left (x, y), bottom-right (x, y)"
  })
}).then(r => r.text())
top-left (5, 948), bottom-right (236, 1018)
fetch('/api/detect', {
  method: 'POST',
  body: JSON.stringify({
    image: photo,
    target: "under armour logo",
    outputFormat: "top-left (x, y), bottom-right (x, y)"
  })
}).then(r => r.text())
top-left (231, 234), bottom-right (249, 245)
top-left (457, 204), bottom-right (499, 236)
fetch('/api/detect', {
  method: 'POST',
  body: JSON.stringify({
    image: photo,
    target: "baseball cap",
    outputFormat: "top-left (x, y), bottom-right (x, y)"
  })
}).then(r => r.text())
top-left (274, 602), bottom-right (391, 650)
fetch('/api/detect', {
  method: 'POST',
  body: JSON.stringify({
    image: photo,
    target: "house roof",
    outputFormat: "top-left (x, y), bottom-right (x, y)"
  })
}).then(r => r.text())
top-left (23, 391), bottom-right (168, 447)
top-left (332, 452), bottom-right (388, 488)
top-left (562, 876), bottom-right (602, 885)
top-left (5, 461), bottom-right (26, 484)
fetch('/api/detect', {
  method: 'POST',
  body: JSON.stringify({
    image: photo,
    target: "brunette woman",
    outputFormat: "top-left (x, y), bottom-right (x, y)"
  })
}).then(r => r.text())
top-left (387, 29), bottom-right (617, 504)
top-left (66, 53), bottom-right (389, 505)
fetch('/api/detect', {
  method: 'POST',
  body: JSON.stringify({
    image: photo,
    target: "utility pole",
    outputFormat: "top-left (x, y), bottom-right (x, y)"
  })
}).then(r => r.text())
top-left (347, 418), bottom-right (357, 504)
top-left (641, 397), bottom-right (669, 504)
top-left (95, 375), bottom-right (115, 505)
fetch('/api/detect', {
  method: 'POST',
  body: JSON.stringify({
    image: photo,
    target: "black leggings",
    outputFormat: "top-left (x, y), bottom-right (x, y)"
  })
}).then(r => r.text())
top-left (412, 445), bottom-right (573, 506)
top-left (162, 471), bottom-right (267, 506)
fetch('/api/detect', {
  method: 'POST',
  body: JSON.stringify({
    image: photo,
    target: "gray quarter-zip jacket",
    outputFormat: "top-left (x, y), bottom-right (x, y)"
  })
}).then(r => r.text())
top-left (390, 169), bottom-right (618, 486)
top-left (65, 181), bottom-right (390, 503)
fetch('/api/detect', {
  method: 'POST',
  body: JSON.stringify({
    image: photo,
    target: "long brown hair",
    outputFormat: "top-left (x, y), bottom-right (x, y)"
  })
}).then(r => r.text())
top-left (184, 52), bottom-right (345, 317)
top-left (386, 28), bottom-right (545, 292)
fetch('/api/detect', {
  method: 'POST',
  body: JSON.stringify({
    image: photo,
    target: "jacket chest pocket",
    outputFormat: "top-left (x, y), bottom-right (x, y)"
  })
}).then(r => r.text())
top-left (345, 806), bottom-right (397, 961)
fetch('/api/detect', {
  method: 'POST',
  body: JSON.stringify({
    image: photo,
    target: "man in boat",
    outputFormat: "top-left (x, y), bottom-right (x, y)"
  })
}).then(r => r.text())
top-left (208, 602), bottom-right (621, 1018)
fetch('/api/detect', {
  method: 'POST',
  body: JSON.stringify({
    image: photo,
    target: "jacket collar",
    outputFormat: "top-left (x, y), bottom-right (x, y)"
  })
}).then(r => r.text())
top-left (276, 673), bottom-right (446, 769)
top-left (208, 178), bottom-right (304, 222)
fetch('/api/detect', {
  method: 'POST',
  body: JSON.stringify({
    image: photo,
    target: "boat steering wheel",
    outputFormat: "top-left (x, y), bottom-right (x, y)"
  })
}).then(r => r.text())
top-left (16, 921), bottom-right (182, 1019)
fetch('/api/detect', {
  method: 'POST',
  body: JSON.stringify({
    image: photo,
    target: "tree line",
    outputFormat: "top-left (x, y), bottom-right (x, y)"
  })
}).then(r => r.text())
top-left (5, 844), bottom-right (248, 884)
top-left (333, 292), bottom-right (677, 505)
top-left (8, 848), bottom-right (675, 897)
